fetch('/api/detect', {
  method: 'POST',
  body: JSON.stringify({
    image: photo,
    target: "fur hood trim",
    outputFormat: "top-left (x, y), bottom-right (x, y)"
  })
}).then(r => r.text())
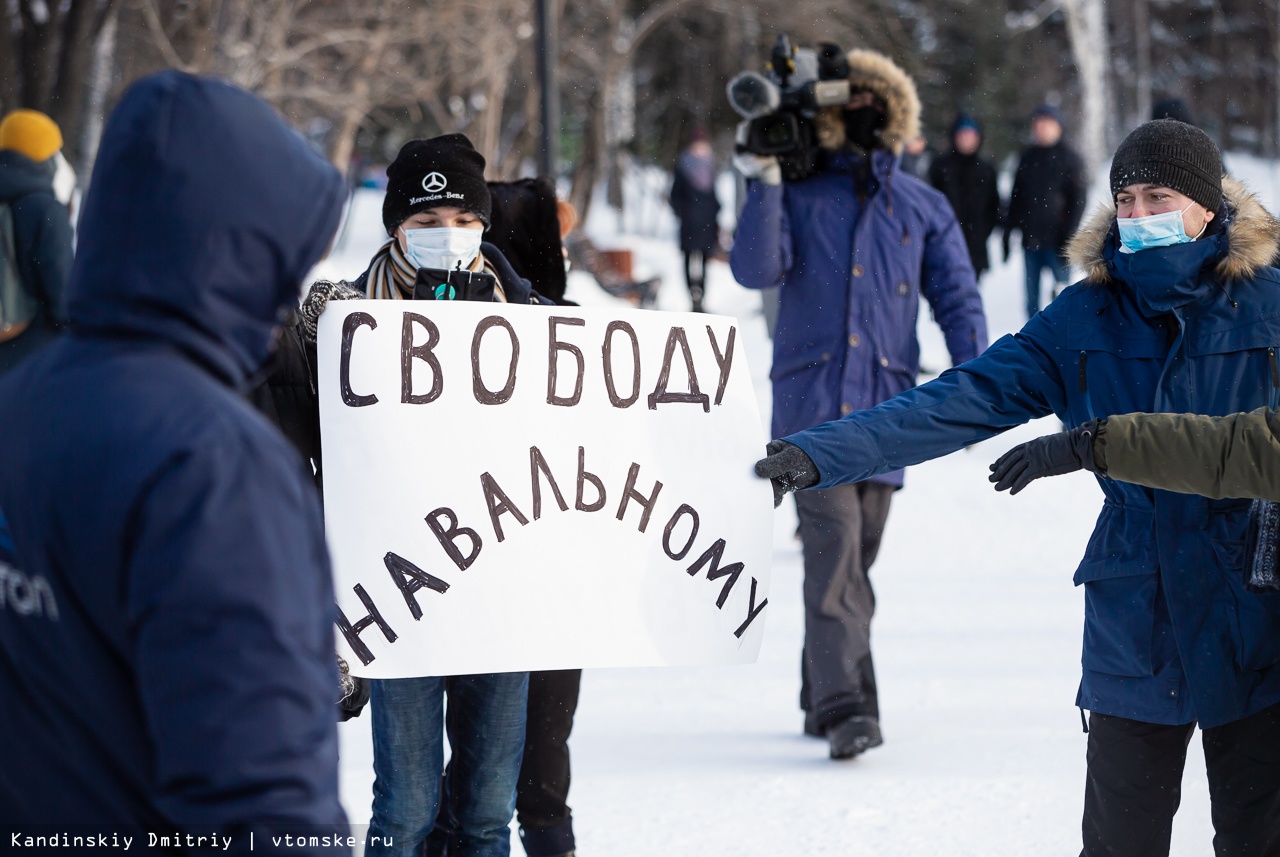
top-left (815, 49), bottom-right (920, 156)
top-left (1066, 175), bottom-right (1280, 284)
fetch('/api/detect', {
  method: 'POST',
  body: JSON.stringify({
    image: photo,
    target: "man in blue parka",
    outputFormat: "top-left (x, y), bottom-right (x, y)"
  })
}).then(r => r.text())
top-left (0, 72), bottom-right (351, 851)
top-left (758, 120), bottom-right (1280, 855)
top-left (731, 47), bottom-right (987, 760)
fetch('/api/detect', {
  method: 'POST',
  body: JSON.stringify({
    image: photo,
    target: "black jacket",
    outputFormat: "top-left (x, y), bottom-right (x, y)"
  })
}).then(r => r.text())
top-left (0, 150), bottom-right (73, 374)
top-left (928, 150), bottom-right (1002, 274)
top-left (1007, 140), bottom-right (1086, 254)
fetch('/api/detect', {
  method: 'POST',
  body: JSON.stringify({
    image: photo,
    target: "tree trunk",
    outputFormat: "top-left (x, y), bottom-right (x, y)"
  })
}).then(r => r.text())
top-left (1063, 0), bottom-right (1112, 172)
top-left (1132, 0), bottom-right (1150, 128)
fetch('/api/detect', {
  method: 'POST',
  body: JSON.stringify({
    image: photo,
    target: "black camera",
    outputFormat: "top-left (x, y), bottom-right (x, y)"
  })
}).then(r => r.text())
top-left (727, 36), bottom-right (851, 181)
top-left (413, 267), bottom-right (497, 302)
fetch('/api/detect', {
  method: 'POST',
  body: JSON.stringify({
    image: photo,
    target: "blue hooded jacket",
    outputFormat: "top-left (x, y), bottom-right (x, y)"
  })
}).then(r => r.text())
top-left (731, 146), bottom-right (987, 487)
top-left (784, 177), bottom-right (1280, 728)
top-left (0, 72), bottom-right (350, 845)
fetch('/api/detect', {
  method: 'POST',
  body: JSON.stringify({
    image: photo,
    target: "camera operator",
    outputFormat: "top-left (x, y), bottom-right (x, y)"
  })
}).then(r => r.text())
top-left (730, 47), bottom-right (987, 761)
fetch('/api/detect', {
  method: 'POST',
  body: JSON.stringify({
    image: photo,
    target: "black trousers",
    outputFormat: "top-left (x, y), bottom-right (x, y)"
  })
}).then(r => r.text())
top-left (1082, 702), bottom-right (1280, 857)
top-left (516, 669), bottom-right (581, 857)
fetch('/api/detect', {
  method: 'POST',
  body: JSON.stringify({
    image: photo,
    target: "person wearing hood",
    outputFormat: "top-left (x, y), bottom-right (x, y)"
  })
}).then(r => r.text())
top-left (0, 108), bottom-right (73, 374)
top-left (757, 119), bottom-right (1280, 855)
top-left (929, 113), bottom-right (1002, 278)
top-left (0, 72), bottom-right (349, 850)
top-left (1005, 104), bottom-right (1087, 318)
top-left (730, 48), bottom-right (988, 760)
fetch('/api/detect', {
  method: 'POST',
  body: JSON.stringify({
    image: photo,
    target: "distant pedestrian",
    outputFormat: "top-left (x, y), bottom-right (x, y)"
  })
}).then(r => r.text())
top-left (898, 133), bottom-right (931, 179)
top-left (669, 129), bottom-right (721, 312)
top-left (0, 108), bottom-right (73, 375)
top-left (1005, 104), bottom-right (1086, 318)
top-left (929, 114), bottom-right (1002, 277)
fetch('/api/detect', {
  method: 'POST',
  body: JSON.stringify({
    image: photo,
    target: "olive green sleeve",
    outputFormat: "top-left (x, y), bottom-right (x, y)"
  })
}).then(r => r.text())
top-left (1098, 408), bottom-right (1280, 500)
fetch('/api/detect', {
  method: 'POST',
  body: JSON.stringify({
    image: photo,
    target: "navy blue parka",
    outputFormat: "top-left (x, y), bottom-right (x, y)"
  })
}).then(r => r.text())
top-left (0, 72), bottom-right (350, 845)
top-left (784, 177), bottom-right (1280, 728)
top-left (731, 147), bottom-right (988, 487)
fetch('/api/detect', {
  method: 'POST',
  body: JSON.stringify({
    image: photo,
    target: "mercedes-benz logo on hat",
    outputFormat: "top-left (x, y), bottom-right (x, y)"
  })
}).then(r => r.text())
top-left (422, 172), bottom-right (448, 193)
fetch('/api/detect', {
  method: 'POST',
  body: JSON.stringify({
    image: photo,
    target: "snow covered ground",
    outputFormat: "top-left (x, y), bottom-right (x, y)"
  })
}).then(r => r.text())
top-left (323, 153), bottom-right (1280, 855)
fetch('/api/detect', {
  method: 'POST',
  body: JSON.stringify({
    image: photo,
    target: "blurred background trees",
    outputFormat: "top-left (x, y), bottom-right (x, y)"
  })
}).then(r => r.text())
top-left (3, 0), bottom-right (1280, 213)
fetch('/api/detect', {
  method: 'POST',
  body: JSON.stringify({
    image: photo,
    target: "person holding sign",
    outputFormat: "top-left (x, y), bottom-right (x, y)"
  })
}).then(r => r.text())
top-left (756, 120), bottom-right (1280, 855)
top-left (353, 135), bottom-right (533, 857)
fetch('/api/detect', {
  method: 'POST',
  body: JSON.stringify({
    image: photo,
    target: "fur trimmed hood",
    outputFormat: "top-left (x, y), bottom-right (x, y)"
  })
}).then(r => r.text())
top-left (815, 49), bottom-right (920, 156)
top-left (1066, 175), bottom-right (1280, 284)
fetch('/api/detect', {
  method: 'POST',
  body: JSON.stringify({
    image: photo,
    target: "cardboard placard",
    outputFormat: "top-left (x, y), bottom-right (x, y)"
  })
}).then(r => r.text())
top-left (318, 301), bottom-right (772, 677)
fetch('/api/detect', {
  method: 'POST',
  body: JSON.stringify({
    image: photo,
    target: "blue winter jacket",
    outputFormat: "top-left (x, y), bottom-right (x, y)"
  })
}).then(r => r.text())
top-left (730, 148), bottom-right (987, 487)
top-left (0, 72), bottom-right (351, 846)
top-left (0, 150), bottom-right (73, 375)
top-left (784, 177), bottom-right (1280, 728)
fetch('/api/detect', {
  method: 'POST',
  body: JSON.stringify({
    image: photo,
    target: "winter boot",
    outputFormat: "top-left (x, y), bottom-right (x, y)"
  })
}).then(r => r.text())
top-left (826, 715), bottom-right (883, 760)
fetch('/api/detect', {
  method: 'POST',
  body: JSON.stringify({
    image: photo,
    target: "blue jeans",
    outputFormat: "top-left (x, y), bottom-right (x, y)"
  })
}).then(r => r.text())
top-left (1023, 247), bottom-right (1070, 318)
top-left (367, 672), bottom-right (529, 857)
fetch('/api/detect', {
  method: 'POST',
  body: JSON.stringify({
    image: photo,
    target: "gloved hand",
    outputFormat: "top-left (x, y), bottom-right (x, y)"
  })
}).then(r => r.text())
top-left (733, 121), bottom-right (781, 185)
top-left (1001, 227), bottom-right (1013, 263)
top-left (988, 419), bottom-right (1101, 495)
top-left (755, 439), bottom-right (820, 507)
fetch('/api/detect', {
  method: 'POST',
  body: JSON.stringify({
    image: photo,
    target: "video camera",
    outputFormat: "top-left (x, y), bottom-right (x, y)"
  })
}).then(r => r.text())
top-left (727, 36), bottom-right (851, 182)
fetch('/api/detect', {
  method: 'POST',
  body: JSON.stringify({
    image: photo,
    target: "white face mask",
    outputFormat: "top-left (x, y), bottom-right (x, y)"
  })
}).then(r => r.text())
top-left (401, 226), bottom-right (483, 271)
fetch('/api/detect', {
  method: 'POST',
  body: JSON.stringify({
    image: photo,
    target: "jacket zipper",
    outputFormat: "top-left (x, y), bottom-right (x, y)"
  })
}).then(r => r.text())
top-left (1079, 351), bottom-right (1088, 393)
top-left (1269, 348), bottom-right (1279, 407)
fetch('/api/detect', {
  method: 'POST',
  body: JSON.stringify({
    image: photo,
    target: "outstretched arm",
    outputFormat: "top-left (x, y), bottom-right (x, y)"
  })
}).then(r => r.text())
top-left (997, 409), bottom-right (1280, 501)
top-left (781, 329), bottom-right (1065, 490)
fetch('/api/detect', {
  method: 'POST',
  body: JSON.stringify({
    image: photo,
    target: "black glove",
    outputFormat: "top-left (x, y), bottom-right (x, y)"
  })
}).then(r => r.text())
top-left (755, 439), bottom-right (820, 508)
top-left (989, 420), bottom-right (1100, 495)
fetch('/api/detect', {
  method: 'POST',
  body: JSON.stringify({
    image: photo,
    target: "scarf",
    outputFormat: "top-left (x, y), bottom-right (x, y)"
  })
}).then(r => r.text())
top-left (363, 239), bottom-right (505, 302)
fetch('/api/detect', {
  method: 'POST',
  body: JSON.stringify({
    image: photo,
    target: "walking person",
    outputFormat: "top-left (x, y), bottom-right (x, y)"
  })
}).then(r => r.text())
top-left (757, 118), bottom-right (1280, 855)
top-left (1005, 104), bottom-right (1087, 318)
top-left (929, 113), bottom-right (1002, 279)
top-left (731, 47), bottom-right (987, 760)
top-left (670, 128), bottom-right (721, 312)
top-left (0, 108), bottom-right (73, 374)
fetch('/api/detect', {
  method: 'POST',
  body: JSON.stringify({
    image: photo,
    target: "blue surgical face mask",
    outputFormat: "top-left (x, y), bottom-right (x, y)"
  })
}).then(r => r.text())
top-left (401, 226), bottom-right (483, 271)
top-left (1116, 203), bottom-right (1206, 253)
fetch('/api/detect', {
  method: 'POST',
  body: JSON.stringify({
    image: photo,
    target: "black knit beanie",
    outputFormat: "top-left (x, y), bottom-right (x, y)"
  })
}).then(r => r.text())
top-left (382, 133), bottom-right (491, 235)
top-left (1109, 119), bottom-right (1222, 212)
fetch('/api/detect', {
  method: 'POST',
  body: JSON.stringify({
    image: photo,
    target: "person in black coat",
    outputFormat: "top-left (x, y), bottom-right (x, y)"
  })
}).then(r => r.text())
top-left (928, 113), bottom-right (1002, 277)
top-left (1005, 103), bottom-right (1087, 318)
top-left (669, 129), bottom-right (721, 312)
top-left (0, 109), bottom-right (73, 375)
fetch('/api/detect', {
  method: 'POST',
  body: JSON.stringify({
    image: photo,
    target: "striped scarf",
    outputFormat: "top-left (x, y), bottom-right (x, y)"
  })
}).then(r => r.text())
top-left (363, 239), bottom-right (505, 302)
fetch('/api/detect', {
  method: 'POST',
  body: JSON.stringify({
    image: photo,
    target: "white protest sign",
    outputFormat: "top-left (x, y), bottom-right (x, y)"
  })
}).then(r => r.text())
top-left (317, 301), bottom-right (773, 678)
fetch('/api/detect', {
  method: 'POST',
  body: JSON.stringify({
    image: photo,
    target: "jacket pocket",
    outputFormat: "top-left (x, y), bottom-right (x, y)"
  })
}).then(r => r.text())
top-left (1210, 504), bottom-right (1280, 671)
top-left (1074, 502), bottom-right (1159, 677)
